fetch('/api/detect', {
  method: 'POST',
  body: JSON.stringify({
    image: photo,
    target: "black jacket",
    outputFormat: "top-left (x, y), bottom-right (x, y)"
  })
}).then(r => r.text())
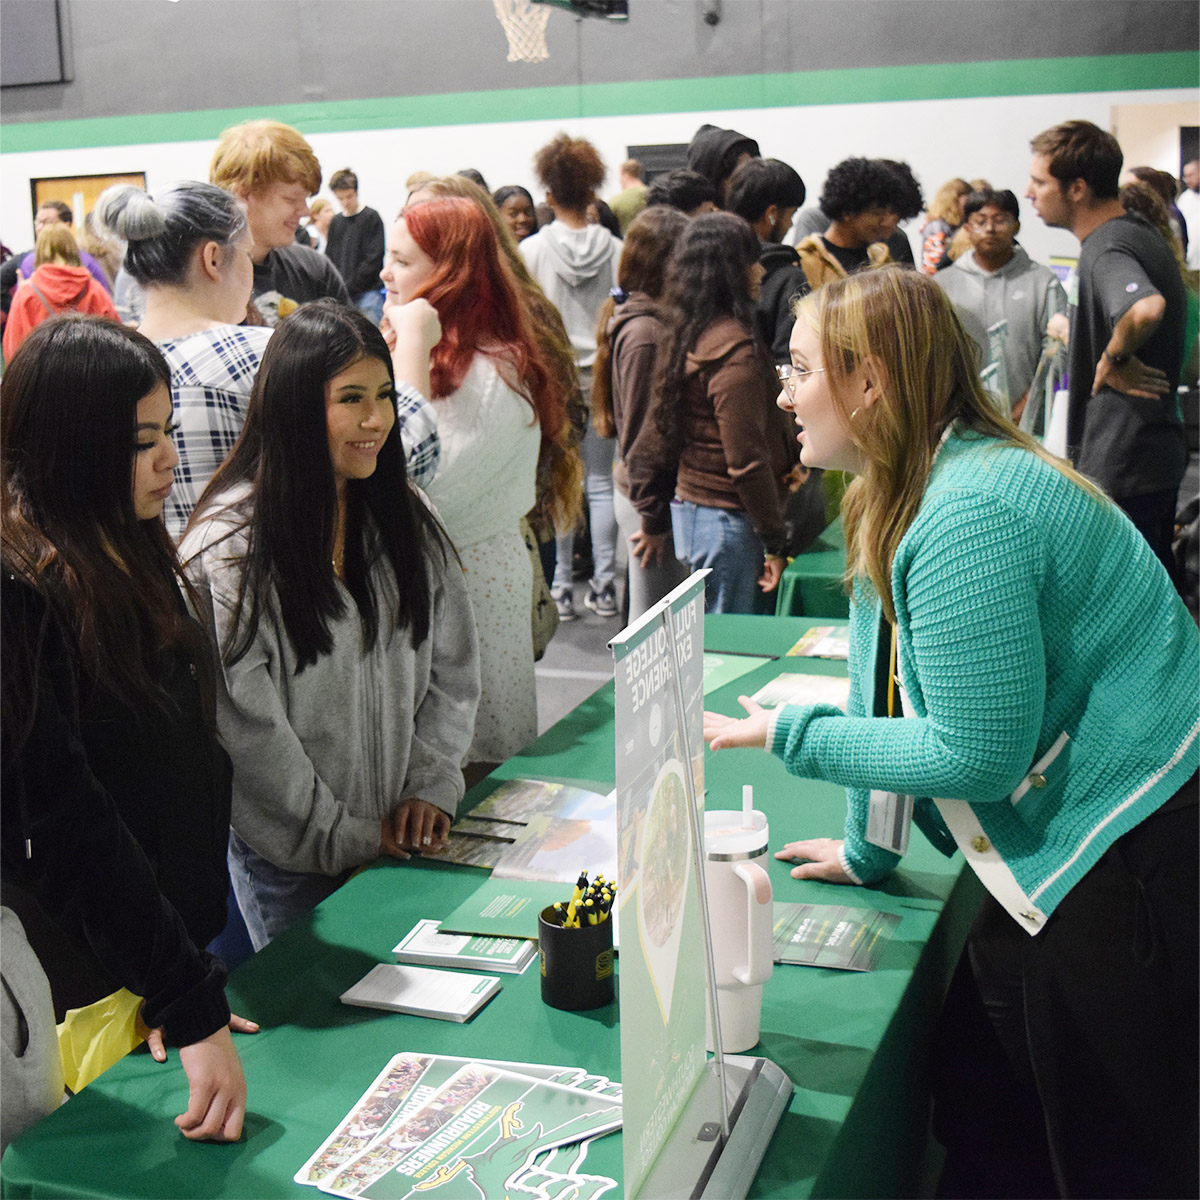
top-left (1, 574), bottom-right (232, 1044)
top-left (756, 240), bottom-right (810, 365)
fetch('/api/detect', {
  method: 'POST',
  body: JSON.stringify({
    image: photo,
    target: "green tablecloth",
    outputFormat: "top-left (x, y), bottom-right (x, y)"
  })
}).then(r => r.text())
top-left (775, 518), bottom-right (849, 619)
top-left (1, 615), bottom-right (977, 1200)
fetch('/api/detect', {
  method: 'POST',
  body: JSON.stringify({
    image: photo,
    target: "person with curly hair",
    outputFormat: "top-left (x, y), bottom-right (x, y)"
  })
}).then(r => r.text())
top-left (796, 158), bottom-right (924, 292)
top-left (521, 133), bottom-right (623, 620)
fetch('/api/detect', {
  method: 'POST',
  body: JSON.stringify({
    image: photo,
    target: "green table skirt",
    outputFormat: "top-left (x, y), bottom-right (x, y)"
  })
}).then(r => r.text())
top-left (2, 615), bottom-right (976, 1200)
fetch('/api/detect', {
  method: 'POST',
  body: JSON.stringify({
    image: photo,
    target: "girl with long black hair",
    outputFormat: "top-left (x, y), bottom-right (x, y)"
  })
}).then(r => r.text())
top-left (654, 212), bottom-right (797, 613)
top-left (1, 315), bottom-right (248, 1145)
top-left (181, 301), bottom-right (480, 950)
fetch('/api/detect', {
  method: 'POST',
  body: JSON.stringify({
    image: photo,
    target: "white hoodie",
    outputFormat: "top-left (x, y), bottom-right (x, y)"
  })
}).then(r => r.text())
top-left (521, 221), bottom-right (621, 387)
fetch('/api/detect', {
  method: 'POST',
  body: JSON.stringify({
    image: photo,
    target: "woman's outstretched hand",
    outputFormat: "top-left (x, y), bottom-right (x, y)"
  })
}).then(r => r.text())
top-left (774, 838), bottom-right (855, 884)
top-left (703, 696), bottom-right (769, 751)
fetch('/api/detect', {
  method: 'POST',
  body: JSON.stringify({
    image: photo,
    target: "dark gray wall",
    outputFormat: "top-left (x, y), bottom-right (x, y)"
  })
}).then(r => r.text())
top-left (2, 0), bottom-right (1195, 123)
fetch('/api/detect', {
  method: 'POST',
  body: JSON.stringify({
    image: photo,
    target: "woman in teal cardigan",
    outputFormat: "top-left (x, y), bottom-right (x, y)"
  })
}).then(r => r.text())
top-left (705, 267), bottom-right (1197, 1199)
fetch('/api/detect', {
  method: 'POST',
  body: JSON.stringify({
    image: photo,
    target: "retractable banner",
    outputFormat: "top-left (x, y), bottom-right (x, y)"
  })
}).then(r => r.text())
top-left (610, 572), bottom-right (708, 1198)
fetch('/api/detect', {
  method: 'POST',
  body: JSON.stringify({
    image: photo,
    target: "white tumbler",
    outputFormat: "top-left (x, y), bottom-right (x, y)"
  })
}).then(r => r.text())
top-left (703, 808), bottom-right (774, 1053)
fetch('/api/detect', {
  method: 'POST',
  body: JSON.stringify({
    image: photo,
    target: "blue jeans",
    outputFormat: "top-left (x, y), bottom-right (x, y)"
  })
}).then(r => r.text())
top-left (553, 426), bottom-right (617, 594)
top-left (227, 830), bottom-right (349, 951)
top-left (355, 288), bottom-right (384, 327)
top-left (670, 500), bottom-right (766, 614)
top-left (614, 485), bottom-right (687, 621)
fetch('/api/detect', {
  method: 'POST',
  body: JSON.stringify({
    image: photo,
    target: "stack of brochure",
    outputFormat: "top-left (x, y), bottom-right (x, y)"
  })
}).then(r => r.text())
top-left (428, 778), bottom-right (618, 884)
top-left (392, 919), bottom-right (536, 974)
top-left (339, 964), bottom-right (501, 1023)
top-left (295, 1053), bottom-right (622, 1198)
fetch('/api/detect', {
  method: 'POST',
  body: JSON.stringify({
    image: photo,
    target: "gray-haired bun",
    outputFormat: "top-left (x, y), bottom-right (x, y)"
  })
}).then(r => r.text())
top-left (94, 180), bottom-right (247, 288)
top-left (94, 184), bottom-right (166, 243)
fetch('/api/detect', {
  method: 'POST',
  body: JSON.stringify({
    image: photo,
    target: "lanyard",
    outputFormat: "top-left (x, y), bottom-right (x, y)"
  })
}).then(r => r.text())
top-left (887, 622), bottom-right (898, 719)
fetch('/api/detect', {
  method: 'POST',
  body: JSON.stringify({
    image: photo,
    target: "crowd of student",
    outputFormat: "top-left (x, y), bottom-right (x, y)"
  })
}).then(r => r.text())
top-left (1, 114), bottom-right (1196, 1199)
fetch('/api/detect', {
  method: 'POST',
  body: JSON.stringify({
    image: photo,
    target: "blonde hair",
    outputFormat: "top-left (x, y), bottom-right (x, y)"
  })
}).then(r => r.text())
top-left (797, 267), bottom-right (1104, 621)
top-left (34, 223), bottom-right (81, 267)
top-left (308, 197), bottom-right (332, 218)
top-left (209, 119), bottom-right (321, 198)
top-left (928, 177), bottom-right (971, 226)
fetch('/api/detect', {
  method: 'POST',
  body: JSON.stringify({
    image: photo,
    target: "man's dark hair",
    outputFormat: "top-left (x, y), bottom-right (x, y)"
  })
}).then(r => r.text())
top-left (878, 160), bottom-right (924, 220)
top-left (1029, 120), bottom-right (1122, 200)
top-left (820, 158), bottom-right (921, 222)
top-left (724, 158), bottom-right (806, 225)
top-left (329, 168), bottom-right (358, 192)
top-left (645, 169), bottom-right (717, 215)
top-left (455, 168), bottom-right (489, 191)
top-left (39, 199), bottom-right (73, 223)
top-left (963, 188), bottom-right (1020, 222)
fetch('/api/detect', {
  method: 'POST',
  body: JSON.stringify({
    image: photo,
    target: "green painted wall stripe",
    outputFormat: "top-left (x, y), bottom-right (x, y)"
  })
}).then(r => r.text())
top-left (2, 51), bottom-right (1195, 155)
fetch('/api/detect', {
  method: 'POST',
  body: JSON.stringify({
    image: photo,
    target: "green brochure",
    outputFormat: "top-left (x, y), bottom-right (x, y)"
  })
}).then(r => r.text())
top-left (701, 651), bottom-right (772, 695)
top-left (772, 902), bottom-right (901, 971)
top-left (438, 877), bottom-right (567, 939)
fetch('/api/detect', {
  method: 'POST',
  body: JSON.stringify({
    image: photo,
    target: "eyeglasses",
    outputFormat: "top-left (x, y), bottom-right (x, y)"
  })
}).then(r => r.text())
top-left (776, 363), bottom-right (827, 395)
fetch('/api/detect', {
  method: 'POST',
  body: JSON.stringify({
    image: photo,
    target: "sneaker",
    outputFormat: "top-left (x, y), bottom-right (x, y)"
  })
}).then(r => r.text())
top-left (552, 588), bottom-right (577, 621)
top-left (584, 583), bottom-right (618, 619)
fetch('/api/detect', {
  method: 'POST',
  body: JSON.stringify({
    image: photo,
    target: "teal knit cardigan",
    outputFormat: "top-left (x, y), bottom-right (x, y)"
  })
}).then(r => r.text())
top-left (769, 428), bottom-right (1199, 918)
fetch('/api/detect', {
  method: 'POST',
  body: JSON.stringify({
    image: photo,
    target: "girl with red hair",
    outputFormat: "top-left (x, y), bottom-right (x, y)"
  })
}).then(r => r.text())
top-left (382, 196), bottom-right (556, 769)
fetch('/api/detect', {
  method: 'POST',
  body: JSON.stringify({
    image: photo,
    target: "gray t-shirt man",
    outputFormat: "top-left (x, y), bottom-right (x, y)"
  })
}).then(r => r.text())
top-left (1068, 212), bottom-right (1186, 500)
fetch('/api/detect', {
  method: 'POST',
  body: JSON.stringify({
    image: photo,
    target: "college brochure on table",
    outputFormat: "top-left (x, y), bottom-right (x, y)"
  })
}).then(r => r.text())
top-left (438, 877), bottom-right (566, 939)
top-left (297, 1053), bottom-right (622, 1196)
top-left (772, 902), bottom-right (900, 971)
top-left (424, 832), bottom-right (509, 870)
top-left (307, 1058), bottom-right (621, 1199)
top-left (432, 779), bottom-right (616, 880)
top-left (392, 919), bottom-right (536, 974)
top-left (470, 778), bottom-right (612, 824)
top-left (491, 812), bottom-right (618, 885)
top-left (786, 624), bottom-right (851, 659)
top-left (449, 815), bottom-right (522, 840)
top-left (339, 963), bottom-right (501, 1022)
top-left (750, 672), bottom-right (851, 711)
top-left (700, 651), bottom-right (773, 695)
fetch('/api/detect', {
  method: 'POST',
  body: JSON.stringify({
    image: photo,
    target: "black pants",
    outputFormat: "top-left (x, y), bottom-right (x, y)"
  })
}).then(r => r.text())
top-left (935, 776), bottom-right (1199, 1199)
top-left (1118, 489), bottom-right (1182, 591)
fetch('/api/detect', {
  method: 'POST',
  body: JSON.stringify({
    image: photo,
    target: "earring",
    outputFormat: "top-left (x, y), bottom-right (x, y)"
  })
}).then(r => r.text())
top-left (850, 407), bottom-right (860, 420)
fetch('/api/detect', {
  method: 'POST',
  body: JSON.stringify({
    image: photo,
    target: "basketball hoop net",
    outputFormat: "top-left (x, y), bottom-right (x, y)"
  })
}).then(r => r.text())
top-left (493, 0), bottom-right (551, 62)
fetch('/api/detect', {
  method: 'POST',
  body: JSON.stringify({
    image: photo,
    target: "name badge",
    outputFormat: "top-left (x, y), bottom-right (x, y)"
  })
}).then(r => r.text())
top-left (867, 789), bottom-right (912, 855)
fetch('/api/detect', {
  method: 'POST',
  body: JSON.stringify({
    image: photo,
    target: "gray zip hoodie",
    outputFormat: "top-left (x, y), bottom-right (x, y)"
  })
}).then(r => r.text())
top-left (521, 222), bottom-right (621, 388)
top-left (180, 491), bottom-right (481, 878)
top-left (934, 246), bottom-right (1067, 408)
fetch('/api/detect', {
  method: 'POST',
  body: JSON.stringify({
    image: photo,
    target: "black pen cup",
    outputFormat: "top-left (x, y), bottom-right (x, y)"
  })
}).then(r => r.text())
top-left (538, 906), bottom-right (615, 1011)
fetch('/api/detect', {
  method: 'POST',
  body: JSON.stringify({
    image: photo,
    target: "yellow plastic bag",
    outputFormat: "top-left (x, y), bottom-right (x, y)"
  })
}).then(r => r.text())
top-left (56, 988), bottom-right (145, 1093)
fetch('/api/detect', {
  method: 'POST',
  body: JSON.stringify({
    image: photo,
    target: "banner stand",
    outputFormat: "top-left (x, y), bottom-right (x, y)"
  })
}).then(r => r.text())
top-left (612, 572), bottom-right (792, 1199)
top-left (637, 1055), bottom-right (792, 1200)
